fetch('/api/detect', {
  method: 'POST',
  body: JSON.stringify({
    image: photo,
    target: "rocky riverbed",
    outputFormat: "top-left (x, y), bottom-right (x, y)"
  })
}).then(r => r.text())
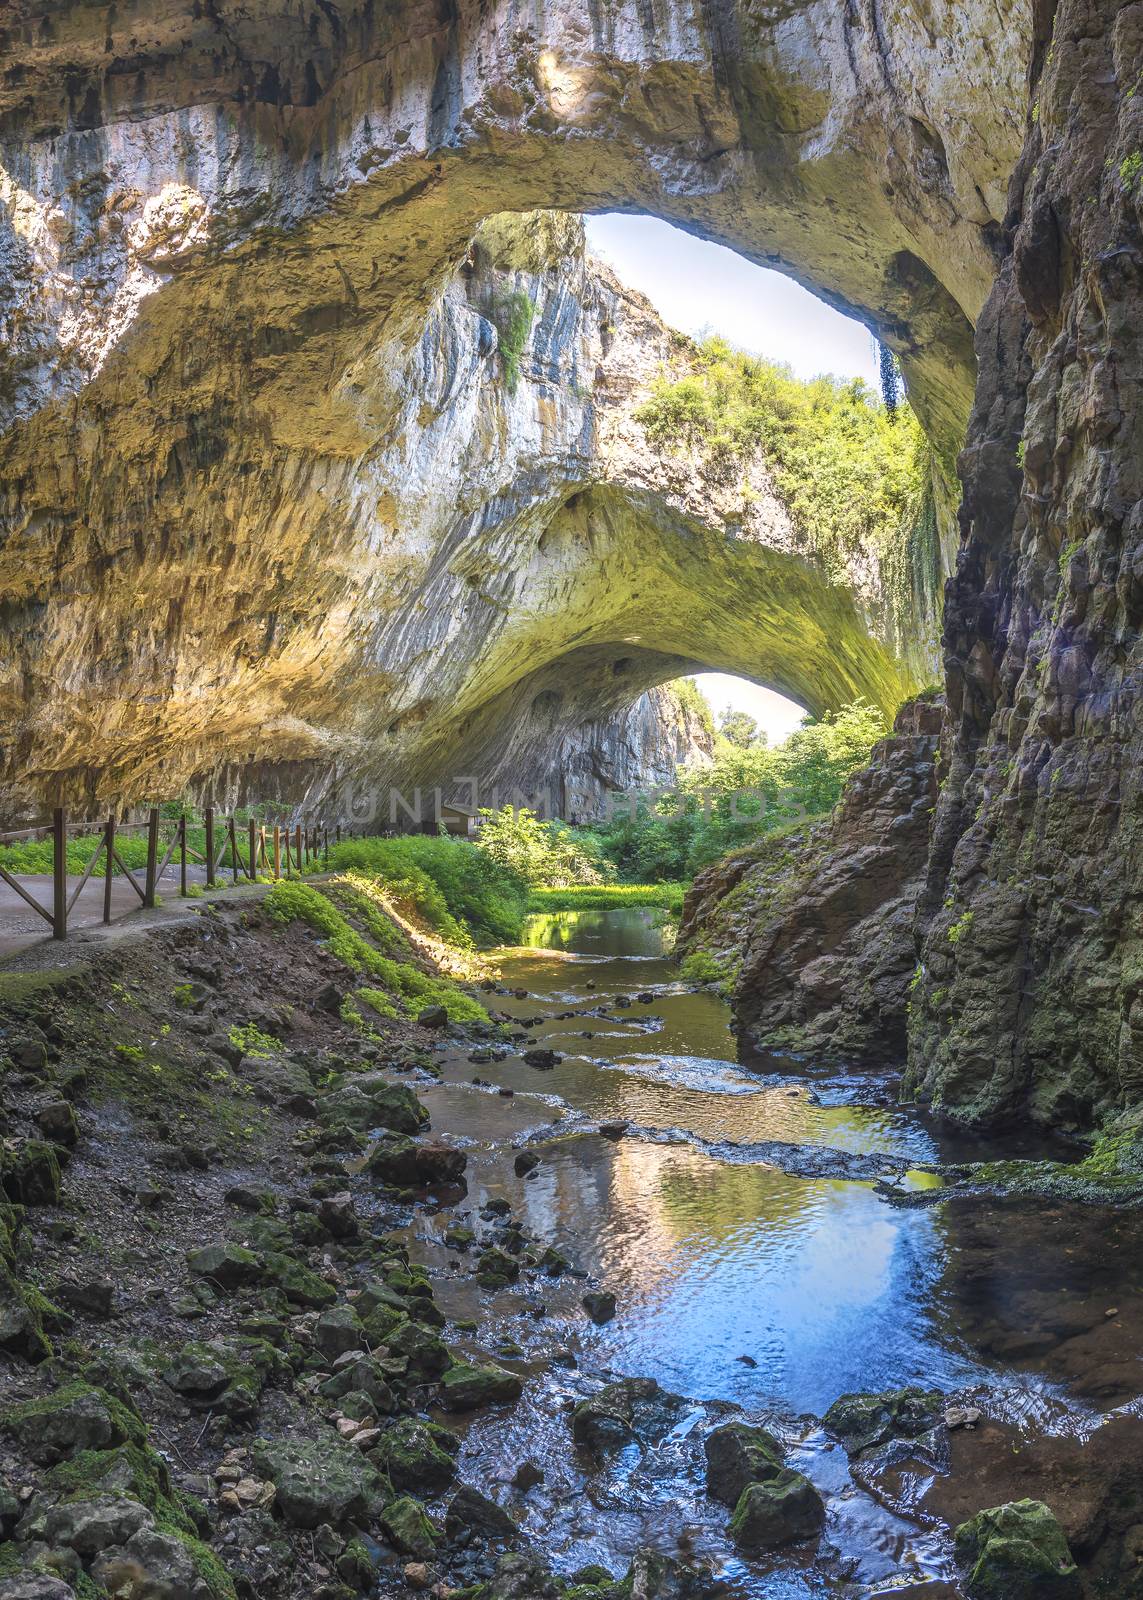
top-left (2, 891), bottom-right (1143, 1600)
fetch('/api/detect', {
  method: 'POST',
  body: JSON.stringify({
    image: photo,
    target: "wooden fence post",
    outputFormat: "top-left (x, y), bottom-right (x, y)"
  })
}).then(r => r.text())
top-left (103, 815), bottom-right (115, 924)
top-left (179, 814), bottom-right (188, 897)
top-left (143, 808), bottom-right (159, 907)
top-left (272, 826), bottom-right (280, 880)
top-left (52, 806), bottom-right (67, 940)
top-left (228, 816), bottom-right (239, 885)
top-left (205, 807), bottom-right (216, 888)
top-left (295, 824), bottom-right (302, 873)
top-left (248, 817), bottom-right (257, 882)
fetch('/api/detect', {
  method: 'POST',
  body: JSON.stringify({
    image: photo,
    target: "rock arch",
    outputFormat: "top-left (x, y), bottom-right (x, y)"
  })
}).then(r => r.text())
top-left (0, 0), bottom-right (1029, 814)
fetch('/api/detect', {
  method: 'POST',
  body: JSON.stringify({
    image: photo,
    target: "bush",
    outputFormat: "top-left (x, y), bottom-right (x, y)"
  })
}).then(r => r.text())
top-left (526, 883), bottom-right (686, 912)
top-left (474, 807), bottom-right (609, 888)
top-left (328, 834), bottom-right (527, 946)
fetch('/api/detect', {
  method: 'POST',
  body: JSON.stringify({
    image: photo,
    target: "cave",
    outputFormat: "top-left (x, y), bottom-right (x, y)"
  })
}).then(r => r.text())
top-left (4, 0), bottom-right (1143, 1596)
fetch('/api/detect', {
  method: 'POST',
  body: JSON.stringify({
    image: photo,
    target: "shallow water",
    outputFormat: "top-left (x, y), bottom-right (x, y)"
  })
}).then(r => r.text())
top-left (406, 909), bottom-right (1143, 1595)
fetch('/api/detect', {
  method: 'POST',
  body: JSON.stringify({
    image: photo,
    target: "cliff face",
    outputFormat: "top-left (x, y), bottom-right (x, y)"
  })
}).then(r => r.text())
top-left (678, 697), bottom-right (942, 1061)
top-left (0, 0), bottom-right (1030, 819)
top-left (905, 0), bottom-right (1143, 1132)
top-left (685, 0), bottom-right (1143, 1138)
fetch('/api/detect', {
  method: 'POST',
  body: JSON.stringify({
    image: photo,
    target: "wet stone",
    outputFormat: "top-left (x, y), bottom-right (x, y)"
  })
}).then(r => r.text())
top-left (703, 1422), bottom-right (785, 1506)
top-left (728, 1471), bottom-right (825, 1550)
top-left (582, 1291), bottom-right (617, 1324)
top-left (954, 1499), bottom-right (1080, 1599)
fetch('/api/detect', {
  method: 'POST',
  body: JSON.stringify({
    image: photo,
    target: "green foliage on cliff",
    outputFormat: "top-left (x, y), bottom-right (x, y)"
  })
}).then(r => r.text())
top-left (527, 882), bottom-right (685, 912)
top-left (583, 698), bottom-right (887, 880)
top-left (328, 834), bottom-right (527, 946)
top-left (264, 879), bottom-right (489, 1022)
top-left (668, 676), bottom-right (716, 738)
top-left (489, 290), bottom-right (536, 393)
top-left (636, 337), bottom-right (933, 589)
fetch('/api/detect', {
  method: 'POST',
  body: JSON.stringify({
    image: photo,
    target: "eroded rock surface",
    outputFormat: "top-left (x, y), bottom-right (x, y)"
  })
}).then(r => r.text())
top-left (679, 696), bottom-right (941, 1062)
top-left (0, 0), bottom-right (1032, 815)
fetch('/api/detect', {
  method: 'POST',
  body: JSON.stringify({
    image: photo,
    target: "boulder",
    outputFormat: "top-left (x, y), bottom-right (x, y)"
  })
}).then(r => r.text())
top-left (252, 1432), bottom-right (384, 1528)
top-left (444, 1484), bottom-right (518, 1543)
top-left (385, 1317), bottom-right (450, 1382)
top-left (582, 1291), bottom-right (616, 1324)
top-left (320, 1076), bottom-right (429, 1134)
top-left (703, 1422), bottom-right (785, 1507)
top-left (5, 1383), bottom-right (137, 1463)
top-left (628, 1549), bottom-right (729, 1600)
top-left (728, 1471), bottom-right (825, 1549)
top-left (313, 1304), bottom-right (365, 1359)
top-left (954, 1500), bottom-right (1081, 1599)
top-left (570, 1378), bottom-right (682, 1454)
top-left (418, 1006), bottom-right (449, 1029)
top-left (185, 1242), bottom-right (263, 1290)
top-left (0, 1579), bottom-right (76, 1600)
top-left (2, 1140), bottom-right (62, 1206)
top-left (318, 1191), bottom-right (359, 1239)
top-left (822, 1387), bottom-right (945, 1455)
top-left (439, 1362), bottom-right (524, 1411)
top-left (40, 1494), bottom-right (153, 1555)
top-left (36, 1102), bottom-right (79, 1148)
top-left (369, 1418), bottom-right (458, 1493)
top-left (414, 1139), bottom-right (467, 1185)
top-left (380, 1495), bottom-right (438, 1558)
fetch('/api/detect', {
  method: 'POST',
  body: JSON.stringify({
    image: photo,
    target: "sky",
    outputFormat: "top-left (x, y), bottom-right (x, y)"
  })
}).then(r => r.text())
top-left (585, 215), bottom-right (881, 744)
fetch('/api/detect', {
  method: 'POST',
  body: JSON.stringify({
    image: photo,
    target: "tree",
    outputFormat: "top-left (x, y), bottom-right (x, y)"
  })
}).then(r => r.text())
top-left (718, 708), bottom-right (759, 749)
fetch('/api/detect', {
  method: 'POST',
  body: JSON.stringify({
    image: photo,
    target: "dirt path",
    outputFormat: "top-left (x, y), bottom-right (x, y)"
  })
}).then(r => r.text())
top-left (0, 868), bottom-right (326, 968)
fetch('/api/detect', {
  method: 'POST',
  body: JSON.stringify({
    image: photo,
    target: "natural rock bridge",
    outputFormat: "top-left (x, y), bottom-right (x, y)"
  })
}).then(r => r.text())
top-left (0, 0), bottom-right (1030, 817)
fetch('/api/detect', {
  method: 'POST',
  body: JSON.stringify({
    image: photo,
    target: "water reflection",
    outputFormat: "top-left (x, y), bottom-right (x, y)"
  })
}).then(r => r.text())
top-left (409, 909), bottom-right (1143, 1594)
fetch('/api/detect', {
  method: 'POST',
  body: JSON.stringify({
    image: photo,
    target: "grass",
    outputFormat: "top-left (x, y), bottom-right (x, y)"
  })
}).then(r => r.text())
top-left (264, 880), bottom-right (489, 1024)
top-left (526, 883), bottom-right (687, 912)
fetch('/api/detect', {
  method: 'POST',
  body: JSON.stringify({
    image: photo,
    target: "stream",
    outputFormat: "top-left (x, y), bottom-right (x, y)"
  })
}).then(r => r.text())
top-left (406, 908), bottom-right (1143, 1596)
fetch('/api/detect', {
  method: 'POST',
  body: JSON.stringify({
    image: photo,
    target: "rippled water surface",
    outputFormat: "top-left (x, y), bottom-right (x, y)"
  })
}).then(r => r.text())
top-left (407, 908), bottom-right (1143, 1595)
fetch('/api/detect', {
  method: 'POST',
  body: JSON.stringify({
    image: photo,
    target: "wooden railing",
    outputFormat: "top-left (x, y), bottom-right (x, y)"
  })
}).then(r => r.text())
top-left (0, 807), bottom-right (341, 942)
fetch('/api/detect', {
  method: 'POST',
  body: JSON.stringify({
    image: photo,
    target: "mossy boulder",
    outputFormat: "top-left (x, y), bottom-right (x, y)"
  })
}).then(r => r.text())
top-left (570, 1378), bottom-right (683, 1454)
top-left (161, 1337), bottom-right (285, 1418)
top-left (954, 1500), bottom-right (1080, 1599)
top-left (822, 1387), bottom-right (944, 1455)
top-left (0, 1262), bottom-right (52, 1362)
top-left (439, 1362), bottom-right (524, 1412)
top-left (4, 1382), bottom-right (143, 1464)
top-left (385, 1317), bottom-right (450, 1382)
top-left (379, 1494), bottom-right (438, 1558)
top-left (313, 1304), bottom-right (365, 1359)
top-left (251, 1432), bottom-right (385, 1528)
top-left (320, 1077), bottom-right (429, 1135)
top-left (703, 1422), bottom-right (785, 1507)
top-left (363, 1133), bottom-right (421, 1187)
top-left (369, 1418), bottom-right (458, 1493)
top-left (260, 1251), bottom-right (337, 1308)
top-left (475, 1247), bottom-right (519, 1290)
top-left (318, 1355), bottom-right (395, 1412)
top-left (728, 1472), bottom-right (825, 1549)
top-left (186, 1243), bottom-right (263, 1290)
top-left (2, 1140), bottom-right (62, 1206)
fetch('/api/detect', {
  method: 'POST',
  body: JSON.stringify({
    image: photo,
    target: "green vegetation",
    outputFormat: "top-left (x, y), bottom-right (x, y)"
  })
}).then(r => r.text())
top-left (228, 1022), bottom-right (282, 1058)
top-left (489, 290), bottom-right (536, 392)
top-left (670, 676), bottom-right (715, 739)
top-left (679, 950), bottom-right (723, 984)
top-left (264, 880), bottom-right (489, 1024)
top-left (637, 336), bottom-right (933, 591)
top-left (328, 833), bottom-right (527, 946)
top-left (526, 883), bottom-right (686, 912)
top-left (1121, 150), bottom-right (1143, 188)
top-left (581, 698), bottom-right (887, 881)
top-left (475, 806), bottom-right (607, 888)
